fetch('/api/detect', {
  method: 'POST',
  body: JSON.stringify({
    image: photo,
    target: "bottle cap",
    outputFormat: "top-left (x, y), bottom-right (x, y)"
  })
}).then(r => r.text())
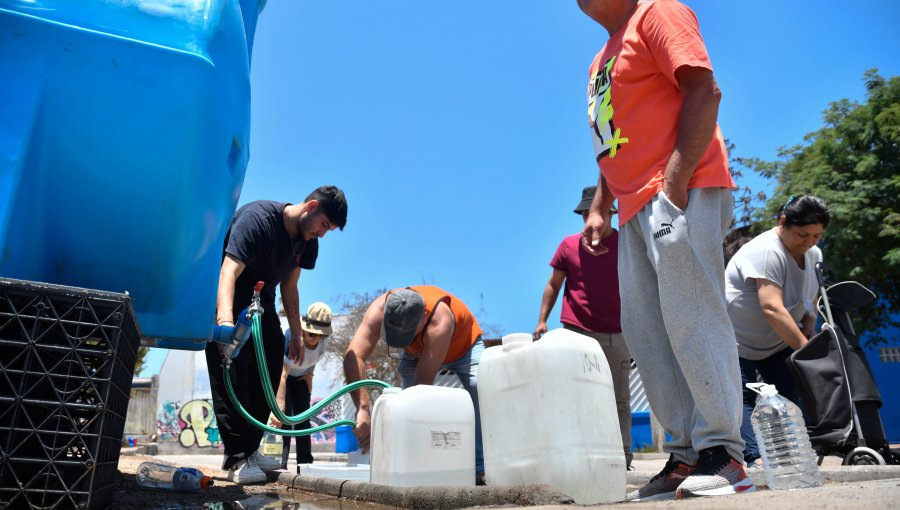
top-left (200, 476), bottom-right (214, 489)
top-left (746, 382), bottom-right (779, 396)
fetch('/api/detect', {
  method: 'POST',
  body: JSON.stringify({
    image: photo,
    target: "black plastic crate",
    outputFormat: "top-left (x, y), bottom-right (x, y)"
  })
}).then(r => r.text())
top-left (0, 279), bottom-right (140, 509)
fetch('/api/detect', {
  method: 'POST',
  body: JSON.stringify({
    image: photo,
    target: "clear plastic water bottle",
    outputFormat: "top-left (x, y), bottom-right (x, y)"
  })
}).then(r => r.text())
top-left (260, 430), bottom-right (283, 458)
top-left (749, 383), bottom-right (822, 490)
top-left (136, 461), bottom-right (213, 491)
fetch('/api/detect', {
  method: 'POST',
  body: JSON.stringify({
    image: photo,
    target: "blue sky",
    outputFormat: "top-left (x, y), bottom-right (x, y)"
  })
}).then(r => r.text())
top-left (140, 0), bottom-right (900, 376)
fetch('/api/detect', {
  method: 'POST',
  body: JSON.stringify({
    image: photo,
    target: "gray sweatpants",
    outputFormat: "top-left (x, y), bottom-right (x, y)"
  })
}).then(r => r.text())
top-left (618, 187), bottom-right (744, 464)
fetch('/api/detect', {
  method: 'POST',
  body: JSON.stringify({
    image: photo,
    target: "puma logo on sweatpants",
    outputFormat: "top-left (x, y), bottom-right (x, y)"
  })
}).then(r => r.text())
top-left (653, 222), bottom-right (675, 239)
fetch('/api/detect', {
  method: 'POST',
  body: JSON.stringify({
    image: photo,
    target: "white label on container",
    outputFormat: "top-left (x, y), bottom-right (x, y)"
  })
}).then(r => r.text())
top-left (262, 444), bottom-right (282, 456)
top-left (430, 431), bottom-right (461, 449)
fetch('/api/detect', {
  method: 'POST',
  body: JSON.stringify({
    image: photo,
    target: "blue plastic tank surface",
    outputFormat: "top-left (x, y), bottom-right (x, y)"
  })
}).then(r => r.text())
top-left (0, 0), bottom-right (266, 349)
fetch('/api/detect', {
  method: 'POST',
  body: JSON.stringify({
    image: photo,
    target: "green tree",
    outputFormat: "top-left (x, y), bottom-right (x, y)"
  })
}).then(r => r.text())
top-left (134, 345), bottom-right (149, 376)
top-left (746, 70), bottom-right (900, 343)
top-left (724, 140), bottom-right (768, 261)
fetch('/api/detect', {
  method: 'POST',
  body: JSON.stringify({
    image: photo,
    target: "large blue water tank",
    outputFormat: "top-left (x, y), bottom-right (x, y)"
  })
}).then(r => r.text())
top-left (0, 0), bottom-right (266, 349)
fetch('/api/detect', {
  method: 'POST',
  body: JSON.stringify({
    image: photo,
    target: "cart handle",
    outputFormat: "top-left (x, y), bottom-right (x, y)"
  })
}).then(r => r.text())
top-left (816, 261), bottom-right (835, 327)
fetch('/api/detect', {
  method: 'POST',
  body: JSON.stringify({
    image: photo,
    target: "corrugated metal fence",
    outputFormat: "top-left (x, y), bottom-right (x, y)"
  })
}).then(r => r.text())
top-left (124, 376), bottom-right (158, 436)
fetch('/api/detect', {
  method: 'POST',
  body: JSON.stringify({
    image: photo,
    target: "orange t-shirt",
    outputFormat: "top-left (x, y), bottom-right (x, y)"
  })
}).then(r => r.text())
top-left (586, 0), bottom-right (734, 223)
top-left (404, 285), bottom-right (482, 363)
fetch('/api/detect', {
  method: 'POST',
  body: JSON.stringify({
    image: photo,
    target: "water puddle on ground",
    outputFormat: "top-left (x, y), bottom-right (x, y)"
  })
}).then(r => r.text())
top-left (146, 491), bottom-right (397, 510)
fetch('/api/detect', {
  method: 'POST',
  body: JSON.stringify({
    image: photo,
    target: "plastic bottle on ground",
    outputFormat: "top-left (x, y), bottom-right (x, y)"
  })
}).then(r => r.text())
top-left (260, 430), bottom-right (283, 458)
top-left (136, 461), bottom-right (213, 491)
top-left (749, 383), bottom-right (822, 490)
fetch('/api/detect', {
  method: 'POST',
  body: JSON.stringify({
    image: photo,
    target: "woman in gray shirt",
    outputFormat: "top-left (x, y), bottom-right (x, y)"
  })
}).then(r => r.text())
top-left (725, 195), bottom-right (830, 465)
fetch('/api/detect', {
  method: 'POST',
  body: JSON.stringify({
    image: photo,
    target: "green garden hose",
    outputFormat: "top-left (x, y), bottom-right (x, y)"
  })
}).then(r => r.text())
top-left (223, 313), bottom-right (391, 436)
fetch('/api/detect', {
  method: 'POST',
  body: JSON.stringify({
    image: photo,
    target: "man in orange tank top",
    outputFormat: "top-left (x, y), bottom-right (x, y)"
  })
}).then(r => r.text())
top-left (343, 285), bottom-right (486, 483)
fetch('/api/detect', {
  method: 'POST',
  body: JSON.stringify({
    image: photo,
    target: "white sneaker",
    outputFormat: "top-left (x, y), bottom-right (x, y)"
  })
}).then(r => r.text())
top-left (252, 450), bottom-right (283, 472)
top-left (676, 447), bottom-right (756, 498)
top-left (227, 456), bottom-right (267, 484)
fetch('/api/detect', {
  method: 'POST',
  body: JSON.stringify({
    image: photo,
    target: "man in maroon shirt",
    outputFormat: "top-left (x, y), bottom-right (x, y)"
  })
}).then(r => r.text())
top-left (534, 185), bottom-right (633, 468)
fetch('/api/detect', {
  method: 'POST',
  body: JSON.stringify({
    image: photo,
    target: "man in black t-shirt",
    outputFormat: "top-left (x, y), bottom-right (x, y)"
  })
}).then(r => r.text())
top-left (205, 185), bottom-right (347, 484)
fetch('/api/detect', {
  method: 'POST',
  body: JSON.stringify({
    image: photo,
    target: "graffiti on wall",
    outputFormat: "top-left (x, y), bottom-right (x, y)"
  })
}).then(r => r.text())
top-left (157, 395), bottom-right (344, 447)
top-left (156, 399), bottom-right (222, 448)
top-left (156, 400), bottom-right (182, 441)
top-left (306, 397), bottom-right (342, 444)
top-left (179, 399), bottom-right (221, 447)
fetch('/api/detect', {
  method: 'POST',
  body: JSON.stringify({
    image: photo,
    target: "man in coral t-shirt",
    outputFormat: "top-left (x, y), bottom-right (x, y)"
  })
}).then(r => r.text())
top-left (575, 0), bottom-right (753, 501)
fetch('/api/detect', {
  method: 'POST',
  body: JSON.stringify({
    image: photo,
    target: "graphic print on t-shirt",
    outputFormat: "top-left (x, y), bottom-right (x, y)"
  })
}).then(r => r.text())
top-left (587, 55), bottom-right (629, 161)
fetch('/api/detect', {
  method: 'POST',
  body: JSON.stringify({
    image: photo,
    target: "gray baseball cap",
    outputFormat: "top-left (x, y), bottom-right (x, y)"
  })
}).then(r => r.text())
top-left (381, 289), bottom-right (425, 348)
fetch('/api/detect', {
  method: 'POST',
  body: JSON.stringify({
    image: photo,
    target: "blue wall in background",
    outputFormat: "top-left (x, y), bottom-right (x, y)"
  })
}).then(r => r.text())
top-left (864, 323), bottom-right (900, 443)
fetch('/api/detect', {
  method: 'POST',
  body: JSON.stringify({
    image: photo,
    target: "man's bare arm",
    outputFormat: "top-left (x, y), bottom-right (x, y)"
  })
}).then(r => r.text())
top-left (342, 294), bottom-right (387, 451)
top-left (217, 255), bottom-right (246, 325)
top-left (535, 270), bottom-right (566, 340)
top-left (582, 174), bottom-right (616, 255)
top-left (662, 65), bottom-right (722, 211)
top-left (280, 268), bottom-right (303, 362)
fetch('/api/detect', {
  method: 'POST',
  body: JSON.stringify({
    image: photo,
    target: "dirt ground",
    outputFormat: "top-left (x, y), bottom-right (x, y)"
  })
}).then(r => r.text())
top-left (114, 455), bottom-right (287, 509)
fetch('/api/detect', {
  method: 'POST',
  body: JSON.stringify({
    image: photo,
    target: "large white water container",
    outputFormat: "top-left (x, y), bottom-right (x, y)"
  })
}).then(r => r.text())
top-left (370, 386), bottom-right (475, 487)
top-left (479, 328), bottom-right (626, 504)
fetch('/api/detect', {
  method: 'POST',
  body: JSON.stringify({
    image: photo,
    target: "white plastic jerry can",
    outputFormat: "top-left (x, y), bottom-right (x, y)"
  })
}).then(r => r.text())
top-left (478, 328), bottom-right (626, 504)
top-left (370, 386), bottom-right (475, 487)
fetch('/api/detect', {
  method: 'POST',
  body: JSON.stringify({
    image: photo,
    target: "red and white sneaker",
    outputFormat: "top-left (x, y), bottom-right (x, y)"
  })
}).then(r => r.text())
top-left (625, 455), bottom-right (695, 502)
top-left (676, 446), bottom-right (756, 498)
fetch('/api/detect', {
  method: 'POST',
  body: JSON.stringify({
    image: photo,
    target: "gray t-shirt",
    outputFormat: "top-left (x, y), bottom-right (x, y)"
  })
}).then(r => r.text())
top-left (725, 228), bottom-right (822, 360)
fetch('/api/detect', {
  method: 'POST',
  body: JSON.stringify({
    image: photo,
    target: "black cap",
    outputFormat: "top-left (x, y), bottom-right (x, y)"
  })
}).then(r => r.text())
top-left (574, 186), bottom-right (597, 214)
top-left (573, 185), bottom-right (617, 215)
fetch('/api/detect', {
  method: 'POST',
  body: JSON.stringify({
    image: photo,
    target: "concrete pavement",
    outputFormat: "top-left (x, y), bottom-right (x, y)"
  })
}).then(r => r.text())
top-left (129, 450), bottom-right (900, 509)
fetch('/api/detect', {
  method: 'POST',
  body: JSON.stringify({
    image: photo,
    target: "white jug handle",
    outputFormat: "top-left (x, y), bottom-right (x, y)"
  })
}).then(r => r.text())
top-left (501, 333), bottom-right (532, 346)
top-left (745, 382), bottom-right (766, 395)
